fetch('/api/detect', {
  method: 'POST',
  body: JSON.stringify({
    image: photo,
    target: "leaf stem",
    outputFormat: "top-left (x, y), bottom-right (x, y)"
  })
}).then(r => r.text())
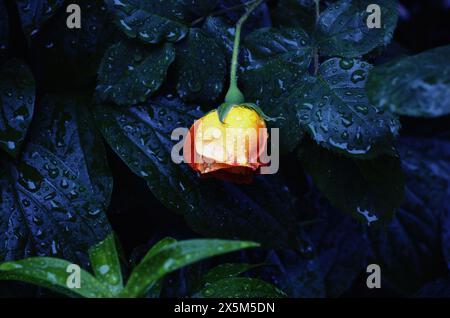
top-left (313, 0), bottom-right (320, 76)
top-left (225, 0), bottom-right (265, 104)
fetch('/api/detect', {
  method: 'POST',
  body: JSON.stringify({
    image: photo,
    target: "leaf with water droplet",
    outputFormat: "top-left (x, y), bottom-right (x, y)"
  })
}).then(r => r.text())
top-left (28, 1), bottom-right (116, 90)
top-left (196, 277), bottom-right (286, 298)
top-left (367, 45), bottom-right (450, 118)
top-left (243, 27), bottom-right (313, 71)
top-left (0, 257), bottom-right (111, 297)
top-left (241, 60), bottom-right (306, 153)
top-left (93, 96), bottom-right (303, 250)
top-left (278, 58), bottom-right (399, 157)
top-left (298, 138), bottom-right (404, 223)
top-left (367, 137), bottom-right (450, 293)
top-left (316, 0), bottom-right (398, 58)
top-left (105, 0), bottom-right (189, 44)
top-left (122, 239), bottom-right (259, 297)
top-left (0, 59), bottom-right (35, 158)
top-left (97, 41), bottom-right (175, 107)
top-left (88, 234), bottom-right (123, 294)
top-left (15, 0), bottom-right (65, 39)
top-left (174, 29), bottom-right (226, 104)
top-left (0, 94), bottom-right (112, 264)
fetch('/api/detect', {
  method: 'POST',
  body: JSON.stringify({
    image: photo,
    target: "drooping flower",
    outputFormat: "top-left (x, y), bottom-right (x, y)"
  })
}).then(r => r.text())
top-left (184, 106), bottom-right (268, 183)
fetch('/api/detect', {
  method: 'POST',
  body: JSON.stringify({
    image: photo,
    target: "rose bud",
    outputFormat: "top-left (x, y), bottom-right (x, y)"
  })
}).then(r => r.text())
top-left (184, 105), bottom-right (268, 184)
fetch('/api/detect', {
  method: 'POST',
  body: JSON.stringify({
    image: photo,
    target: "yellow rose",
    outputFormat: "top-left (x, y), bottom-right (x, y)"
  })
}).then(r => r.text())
top-left (184, 106), bottom-right (268, 183)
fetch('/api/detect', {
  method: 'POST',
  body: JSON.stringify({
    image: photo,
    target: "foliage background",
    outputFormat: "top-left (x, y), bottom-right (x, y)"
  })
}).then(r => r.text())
top-left (0, 0), bottom-right (449, 297)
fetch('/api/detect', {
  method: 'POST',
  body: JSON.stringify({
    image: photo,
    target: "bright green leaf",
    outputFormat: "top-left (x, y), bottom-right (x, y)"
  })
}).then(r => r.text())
top-left (122, 239), bottom-right (259, 297)
top-left (0, 257), bottom-right (111, 298)
top-left (200, 263), bottom-right (262, 286)
top-left (88, 234), bottom-right (123, 294)
top-left (197, 277), bottom-right (286, 298)
top-left (96, 41), bottom-right (175, 107)
top-left (367, 45), bottom-right (450, 118)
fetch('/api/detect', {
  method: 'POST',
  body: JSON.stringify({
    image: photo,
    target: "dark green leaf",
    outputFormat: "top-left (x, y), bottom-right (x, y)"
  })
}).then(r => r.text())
top-left (16, 0), bottom-right (65, 39)
top-left (96, 41), bottom-right (175, 107)
top-left (368, 137), bottom-right (450, 293)
top-left (271, 0), bottom-right (317, 32)
top-left (123, 239), bottom-right (259, 297)
top-left (243, 27), bottom-right (313, 70)
top-left (0, 0), bottom-right (8, 60)
top-left (30, 0), bottom-right (116, 90)
top-left (175, 28), bottom-right (226, 104)
top-left (0, 94), bottom-right (112, 263)
top-left (88, 234), bottom-right (123, 294)
top-left (197, 277), bottom-right (286, 298)
top-left (93, 97), bottom-right (302, 249)
top-left (306, 193), bottom-right (369, 297)
top-left (0, 257), bottom-right (111, 297)
top-left (105, 0), bottom-right (189, 44)
top-left (240, 60), bottom-right (306, 152)
top-left (0, 59), bottom-right (35, 157)
top-left (200, 263), bottom-right (260, 285)
top-left (298, 138), bottom-right (404, 223)
top-left (367, 45), bottom-right (450, 118)
top-left (185, 0), bottom-right (219, 17)
top-left (283, 58), bottom-right (399, 157)
top-left (316, 0), bottom-right (398, 58)
top-left (202, 17), bottom-right (235, 57)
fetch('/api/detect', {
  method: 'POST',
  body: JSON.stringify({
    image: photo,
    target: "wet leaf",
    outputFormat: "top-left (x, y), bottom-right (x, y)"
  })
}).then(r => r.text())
top-left (0, 59), bottom-right (36, 158)
top-left (240, 60), bottom-right (306, 152)
top-left (93, 97), bottom-right (302, 249)
top-left (175, 29), bottom-right (226, 104)
top-left (30, 0), bottom-right (116, 90)
top-left (88, 234), bottom-right (123, 294)
top-left (197, 277), bottom-right (286, 298)
top-left (0, 257), bottom-right (110, 297)
top-left (123, 239), bottom-right (259, 297)
top-left (306, 191), bottom-right (370, 297)
top-left (242, 58), bottom-right (399, 156)
top-left (368, 137), bottom-right (450, 293)
top-left (185, 0), bottom-right (219, 17)
top-left (270, 0), bottom-right (317, 33)
top-left (316, 0), bottom-right (398, 58)
top-left (279, 58), bottom-right (399, 157)
top-left (96, 41), bottom-right (175, 107)
top-left (202, 17), bottom-right (235, 58)
top-left (0, 94), bottom-right (112, 264)
top-left (298, 138), bottom-right (404, 223)
top-left (15, 0), bottom-right (65, 39)
top-left (200, 263), bottom-right (261, 286)
top-left (0, 0), bottom-right (8, 60)
top-left (105, 0), bottom-right (189, 44)
top-left (243, 27), bottom-right (313, 70)
top-left (367, 45), bottom-right (450, 118)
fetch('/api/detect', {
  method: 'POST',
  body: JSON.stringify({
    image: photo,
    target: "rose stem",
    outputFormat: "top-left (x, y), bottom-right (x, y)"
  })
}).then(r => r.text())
top-left (225, 0), bottom-right (266, 105)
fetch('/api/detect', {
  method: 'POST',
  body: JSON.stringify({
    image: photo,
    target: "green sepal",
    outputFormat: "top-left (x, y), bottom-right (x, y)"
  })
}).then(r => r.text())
top-left (217, 102), bottom-right (281, 124)
top-left (241, 103), bottom-right (282, 122)
top-left (217, 102), bottom-right (235, 123)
